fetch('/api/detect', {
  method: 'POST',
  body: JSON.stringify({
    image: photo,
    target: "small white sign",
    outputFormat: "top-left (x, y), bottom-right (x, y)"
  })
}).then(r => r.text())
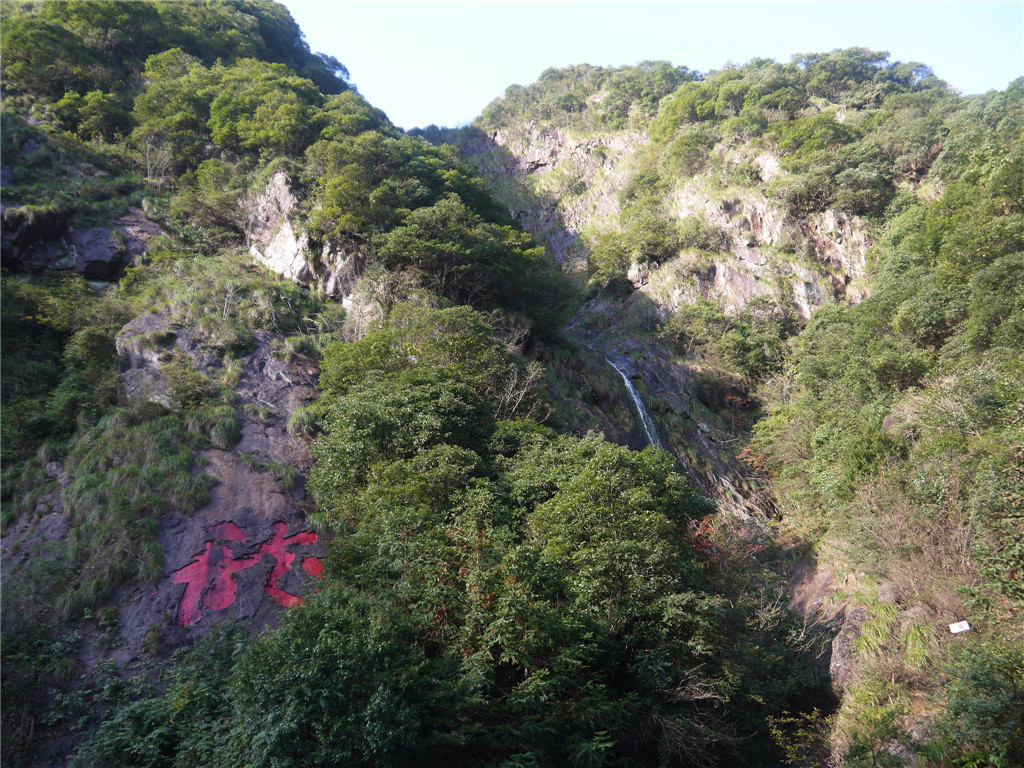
top-left (949, 621), bottom-right (971, 634)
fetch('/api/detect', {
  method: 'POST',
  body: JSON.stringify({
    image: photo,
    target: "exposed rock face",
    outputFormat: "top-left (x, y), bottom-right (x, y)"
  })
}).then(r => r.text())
top-left (1, 511), bottom-right (69, 575)
top-left (112, 207), bottom-right (168, 261)
top-left (575, 331), bottom-right (778, 527)
top-left (626, 260), bottom-right (650, 287)
top-left (671, 184), bottom-right (872, 319)
top-left (475, 123), bottom-right (874, 541)
top-left (0, 205), bottom-right (167, 280)
top-left (247, 171), bottom-right (364, 299)
top-left (68, 227), bottom-right (129, 281)
top-left (116, 313), bottom-right (220, 408)
top-left (829, 606), bottom-right (868, 697)
top-left (120, 454), bottom-right (321, 656)
top-left (90, 314), bottom-right (322, 663)
top-left (1, 205), bottom-right (70, 269)
top-left (803, 209), bottom-right (872, 303)
top-left (247, 170), bottom-right (300, 245)
top-left (473, 122), bottom-right (871, 321)
top-left (465, 125), bottom-right (645, 264)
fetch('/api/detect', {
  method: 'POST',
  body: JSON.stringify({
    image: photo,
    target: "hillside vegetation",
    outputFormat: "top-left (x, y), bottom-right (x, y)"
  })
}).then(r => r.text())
top-left (1, 4), bottom-right (1022, 768)
top-left (455, 52), bottom-right (1024, 766)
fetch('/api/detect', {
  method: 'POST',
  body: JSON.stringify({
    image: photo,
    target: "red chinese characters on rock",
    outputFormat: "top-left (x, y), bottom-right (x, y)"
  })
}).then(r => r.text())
top-left (170, 521), bottom-right (322, 627)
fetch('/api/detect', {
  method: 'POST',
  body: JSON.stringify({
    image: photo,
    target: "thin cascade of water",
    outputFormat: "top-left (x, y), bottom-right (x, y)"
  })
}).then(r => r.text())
top-left (606, 358), bottom-right (662, 448)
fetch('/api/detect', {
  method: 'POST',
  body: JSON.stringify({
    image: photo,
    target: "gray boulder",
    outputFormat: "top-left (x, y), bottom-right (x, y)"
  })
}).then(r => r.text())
top-left (70, 227), bottom-right (129, 281)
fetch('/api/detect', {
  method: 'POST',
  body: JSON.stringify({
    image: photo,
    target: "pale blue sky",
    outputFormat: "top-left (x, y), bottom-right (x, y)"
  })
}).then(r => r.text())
top-left (284, 1), bottom-right (1024, 130)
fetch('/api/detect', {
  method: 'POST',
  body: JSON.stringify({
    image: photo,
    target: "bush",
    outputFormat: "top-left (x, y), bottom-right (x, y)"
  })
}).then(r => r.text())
top-left (660, 123), bottom-right (720, 176)
top-left (161, 349), bottom-right (219, 408)
top-left (933, 638), bottom-right (1024, 766)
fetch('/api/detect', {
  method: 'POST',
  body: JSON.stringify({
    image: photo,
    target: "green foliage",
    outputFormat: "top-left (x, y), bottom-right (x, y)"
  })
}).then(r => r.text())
top-left (965, 254), bottom-right (1024, 352)
top-left (587, 49), bottom-right (961, 300)
top-left (228, 586), bottom-right (481, 768)
top-left (56, 401), bottom-right (227, 613)
top-left (72, 625), bottom-right (246, 768)
top-left (617, 193), bottom-right (681, 265)
top-left (131, 48), bottom-right (219, 174)
top-left (303, 129), bottom-right (499, 237)
top-left (677, 214), bottom-right (726, 252)
top-left (208, 58), bottom-right (322, 155)
top-left (836, 668), bottom-right (909, 768)
top-left (661, 122), bottom-right (721, 176)
top-left (0, 110), bottom-right (141, 224)
top-left (132, 50), bottom-right (322, 175)
top-left (512, 434), bottom-right (714, 621)
top-left (121, 250), bottom-right (327, 354)
top-left (0, 274), bottom-right (133, 467)
top-left (301, 407), bottom-right (798, 766)
top-left (161, 349), bottom-right (221, 408)
top-left (479, 62), bottom-right (697, 133)
top-left (314, 90), bottom-right (390, 138)
top-left (661, 296), bottom-right (796, 382)
top-left (2, 0), bottom-right (346, 101)
top-left (931, 637), bottom-right (1024, 767)
top-left (319, 302), bottom-right (546, 420)
top-left (271, 293), bottom-right (817, 765)
top-left (1, 621), bottom-right (81, 766)
top-left (300, 113), bottom-right (568, 329)
top-left (10, 6), bottom-right (1023, 765)
top-left (310, 368), bottom-right (493, 525)
top-left (44, 326), bottom-right (121, 435)
top-left (0, 13), bottom-right (105, 98)
top-left (1, 278), bottom-right (73, 464)
top-left (589, 169), bottom-right (685, 281)
top-left (645, 50), bottom-right (956, 218)
top-left (83, 315), bottom-right (818, 767)
top-left (375, 196), bottom-right (550, 313)
top-left (168, 159), bottom-right (247, 245)
top-left (746, 74), bottom-right (1024, 758)
top-left (51, 90), bottom-right (133, 141)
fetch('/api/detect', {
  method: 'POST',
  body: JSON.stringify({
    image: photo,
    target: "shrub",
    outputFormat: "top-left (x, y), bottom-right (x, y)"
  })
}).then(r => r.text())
top-left (933, 638), bottom-right (1024, 766)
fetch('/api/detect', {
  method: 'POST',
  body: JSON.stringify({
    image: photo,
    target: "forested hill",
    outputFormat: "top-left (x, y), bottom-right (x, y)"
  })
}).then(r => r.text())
top-left (438, 54), bottom-right (1024, 767)
top-left (1, 3), bottom-right (1022, 767)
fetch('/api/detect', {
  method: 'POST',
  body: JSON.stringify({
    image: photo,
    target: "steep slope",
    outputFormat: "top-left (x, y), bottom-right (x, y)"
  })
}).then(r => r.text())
top-left (447, 55), bottom-right (1024, 766)
top-left (2, 7), bottom-right (814, 767)
top-left (449, 61), bottom-right (878, 524)
top-left (3, 7), bottom-right (1022, 766)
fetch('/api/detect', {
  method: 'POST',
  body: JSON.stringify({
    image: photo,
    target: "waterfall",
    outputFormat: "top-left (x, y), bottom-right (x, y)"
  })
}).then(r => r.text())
top-left (607, 358), bottom-right (662, 448)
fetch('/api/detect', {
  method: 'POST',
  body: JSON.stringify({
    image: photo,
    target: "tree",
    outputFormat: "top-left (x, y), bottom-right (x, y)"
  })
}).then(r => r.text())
top-left (309, 367), bottom-right (494, 525)
top-left (226, 586), bottom-right (480, 768)
top-left (131, 48), bottom-right (218, 173)
top-left (320, 302), bottom-right (547, 421)
top-left (375, 196), bottom-right (547, 308)
top-left (0, 15), bottom-right (105, 98)
top-left (208, 58), bottom-right (322, 155)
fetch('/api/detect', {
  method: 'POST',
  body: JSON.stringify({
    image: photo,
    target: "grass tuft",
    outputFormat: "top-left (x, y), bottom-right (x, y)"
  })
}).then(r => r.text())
top-left (900, 617), bottom-right (937, 672)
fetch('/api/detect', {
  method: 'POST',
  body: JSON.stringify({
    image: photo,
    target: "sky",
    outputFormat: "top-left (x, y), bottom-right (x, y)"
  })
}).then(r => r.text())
top-left (284, 1), bottom-right (1024, 130)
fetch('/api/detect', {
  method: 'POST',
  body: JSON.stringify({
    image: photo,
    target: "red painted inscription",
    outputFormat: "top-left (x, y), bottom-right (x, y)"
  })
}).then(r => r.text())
top-left (171, 521), bottom-right (321, 627)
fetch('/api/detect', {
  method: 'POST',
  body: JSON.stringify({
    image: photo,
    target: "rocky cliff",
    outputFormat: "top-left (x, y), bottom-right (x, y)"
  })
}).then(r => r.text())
top-left (246, 171), bottom-right (365, 301)
top-left (2, 312), bottom-right (324, 683)
top-left (462, 125), bottom-right (645, 266)
top-left (459, 122), bottom-right (872, 524)
top-left (466, 124), bottom-right (872, 319)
